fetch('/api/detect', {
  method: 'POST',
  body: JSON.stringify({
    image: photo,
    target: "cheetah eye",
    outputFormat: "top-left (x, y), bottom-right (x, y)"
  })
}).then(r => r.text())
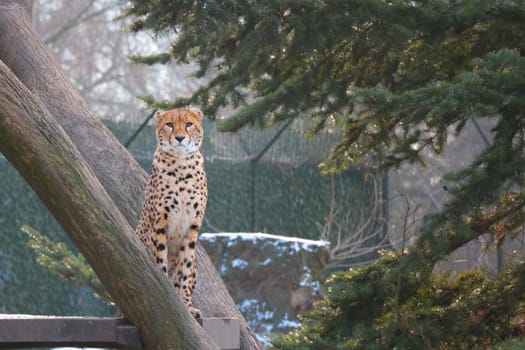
top-left (186, 122), bottom-right (193, 128)
top-left (165, 122), bottom-right (173, 128)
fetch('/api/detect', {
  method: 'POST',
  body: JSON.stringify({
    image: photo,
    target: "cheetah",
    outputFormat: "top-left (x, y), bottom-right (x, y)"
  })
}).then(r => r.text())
top-left (135, 107), bottom-right (207, 318)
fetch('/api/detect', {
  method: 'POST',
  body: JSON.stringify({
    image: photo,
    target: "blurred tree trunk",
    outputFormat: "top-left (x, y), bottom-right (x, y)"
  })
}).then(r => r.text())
top-left (0, 1), bottom-right (261, 349)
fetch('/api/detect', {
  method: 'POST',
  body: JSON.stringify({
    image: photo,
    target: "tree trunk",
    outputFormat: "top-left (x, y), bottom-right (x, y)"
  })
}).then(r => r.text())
top-left (0, 60), bottom-right (218, 350)
top-left (0, 1), bottom-right (261, 349)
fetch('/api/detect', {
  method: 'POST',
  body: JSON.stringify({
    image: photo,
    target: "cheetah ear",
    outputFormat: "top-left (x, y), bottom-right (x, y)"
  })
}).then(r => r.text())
top-left (154, 109), bottom-right (165, 122)
top-left (188, 106), bottom-right (204, 120)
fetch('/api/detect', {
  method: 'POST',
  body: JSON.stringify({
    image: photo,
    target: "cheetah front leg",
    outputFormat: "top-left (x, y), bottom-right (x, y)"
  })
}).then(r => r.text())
top-left (172, 224), bottom-right (201, 318)
top-left (152, 216), bottom-right (169, 276)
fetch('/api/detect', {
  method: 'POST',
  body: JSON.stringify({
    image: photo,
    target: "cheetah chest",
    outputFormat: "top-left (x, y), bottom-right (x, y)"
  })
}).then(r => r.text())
top-left (159, 170), bottom-right (206, 248)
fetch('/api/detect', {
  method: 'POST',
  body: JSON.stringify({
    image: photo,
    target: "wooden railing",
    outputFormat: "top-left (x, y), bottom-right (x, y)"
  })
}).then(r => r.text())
top-left (0, 314), bottom-right (240, 349)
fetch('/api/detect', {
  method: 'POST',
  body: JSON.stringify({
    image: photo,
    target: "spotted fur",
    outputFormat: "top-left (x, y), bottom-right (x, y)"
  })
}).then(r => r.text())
top-left (135, 107), bottom-right (207, 318)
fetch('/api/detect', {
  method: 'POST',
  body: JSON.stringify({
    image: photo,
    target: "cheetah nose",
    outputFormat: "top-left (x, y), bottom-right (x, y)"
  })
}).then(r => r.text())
top-left (174, 135), bottom-right (185, 143)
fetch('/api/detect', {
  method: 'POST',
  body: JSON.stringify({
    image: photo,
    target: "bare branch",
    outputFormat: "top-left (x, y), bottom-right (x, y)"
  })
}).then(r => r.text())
top-left (320, 173), bottom-right (390, 269)
top-left (44, 1), bottom-right (114, 44)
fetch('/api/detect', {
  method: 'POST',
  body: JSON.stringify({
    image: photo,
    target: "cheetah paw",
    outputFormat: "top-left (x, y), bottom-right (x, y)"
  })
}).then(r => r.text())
top-left (190, 306), bottom-right (202, 319)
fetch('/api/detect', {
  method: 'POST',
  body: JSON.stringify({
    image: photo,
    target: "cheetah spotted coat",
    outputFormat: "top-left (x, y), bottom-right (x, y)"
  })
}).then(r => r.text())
top-left (135, 107), bottom-right (207, 318)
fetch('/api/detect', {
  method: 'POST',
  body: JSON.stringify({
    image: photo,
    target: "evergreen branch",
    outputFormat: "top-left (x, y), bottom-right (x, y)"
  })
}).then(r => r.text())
top-left (21, 224), bottom-right (113, 304)
top-left (128, 53), bottom-right (172, 65)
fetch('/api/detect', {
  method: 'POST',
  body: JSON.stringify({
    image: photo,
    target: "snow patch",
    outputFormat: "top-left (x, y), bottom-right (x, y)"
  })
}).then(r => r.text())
top-left (201, 232), bottom-right (328, 249)
top-left (299, 266), bottom-right (312, 287)
top-left (261, 258), bottom-right (273, 266)
top-left (231, 258), bottom-right (249, 269)
top-left (278, 313), bottom-right (301, 328)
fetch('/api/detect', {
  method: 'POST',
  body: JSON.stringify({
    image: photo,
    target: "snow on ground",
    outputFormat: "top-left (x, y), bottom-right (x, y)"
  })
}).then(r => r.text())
top-left (201, 232), bottom-right (329, 250)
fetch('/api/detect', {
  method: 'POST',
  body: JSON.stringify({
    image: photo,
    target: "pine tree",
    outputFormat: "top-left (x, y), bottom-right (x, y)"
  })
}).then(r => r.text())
top-left (122, 1), bottom-right (525, 348)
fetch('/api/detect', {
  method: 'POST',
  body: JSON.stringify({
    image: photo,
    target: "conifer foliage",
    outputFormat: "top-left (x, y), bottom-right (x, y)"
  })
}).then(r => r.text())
top-left (124, 0), bottom-right (525, 348)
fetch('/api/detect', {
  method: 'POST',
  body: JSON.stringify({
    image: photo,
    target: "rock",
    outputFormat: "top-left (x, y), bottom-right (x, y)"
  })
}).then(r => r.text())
top-left (200, 233), bottom-right (330, 342)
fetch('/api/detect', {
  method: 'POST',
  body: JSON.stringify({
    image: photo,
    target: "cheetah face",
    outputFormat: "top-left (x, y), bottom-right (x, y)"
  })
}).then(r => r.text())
top-left (155, 108), bottom-right (204, 156)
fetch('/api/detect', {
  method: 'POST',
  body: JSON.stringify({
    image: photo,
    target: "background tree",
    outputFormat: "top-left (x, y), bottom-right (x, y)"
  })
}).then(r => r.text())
top-left (123, 0), bottom-right (525, 348)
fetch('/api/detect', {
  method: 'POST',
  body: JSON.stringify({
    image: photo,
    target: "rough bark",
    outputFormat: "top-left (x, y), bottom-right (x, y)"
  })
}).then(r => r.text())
top-left (0, 1), bottom-right (261, 349)
top-left (0, 60), bottom-right (218, 350)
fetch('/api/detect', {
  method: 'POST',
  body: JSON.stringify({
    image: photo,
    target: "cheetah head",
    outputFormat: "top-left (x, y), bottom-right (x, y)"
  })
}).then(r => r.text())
top-left (155, 107), bottom-right (204, 156)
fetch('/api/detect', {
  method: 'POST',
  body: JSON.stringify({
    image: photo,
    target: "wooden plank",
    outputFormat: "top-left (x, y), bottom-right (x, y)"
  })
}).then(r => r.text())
top-left (0, 315), bottom-right (141, 349)
top-left (0, 315), bottom-right (241, 349)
